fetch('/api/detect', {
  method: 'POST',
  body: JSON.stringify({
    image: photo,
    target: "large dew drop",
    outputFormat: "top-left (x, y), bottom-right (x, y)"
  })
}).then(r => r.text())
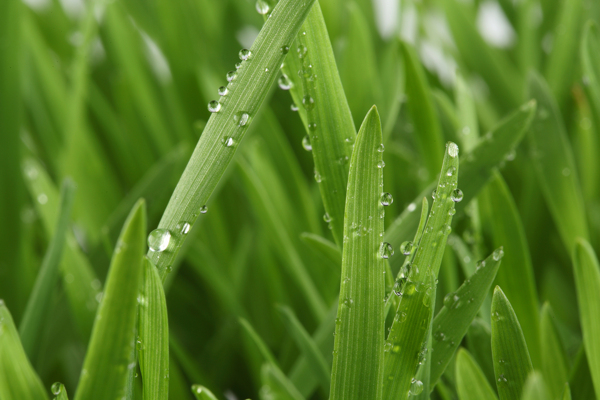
top-left (208, 100), bottom-right (221, 113)
top-left (302, 135), bottom-right (312, 151)
top-left (255, 0), bottom-right (270, 14)
top-left (380, 242), bottom-right (394, 259)
top-left (381, 192), bottom-right (393, 206)
top-left (278, 74), bottom-right (292, 90)
top-left (51, 382), bottom-right (62, 395)
top-left (148, 229), bottom-right (171, 252)
top-left (400, 241), bottom-right (413, 255)
top-left (493, 247), bottom-right (504, 261)
top-left (218, 86), bottom-right (228, 96)
top-left (234, 112), bottom-right (250, 127)
top-left (447, 142), bottom-right (459, 158)
top-left (451, 189), bottom-right (464, 202)
top-left (409, 379), bottom-right (424, 395)
top-left (226, 70), bottom-right (237, 82)
top-left (239, 48), bottom-right (252, 61)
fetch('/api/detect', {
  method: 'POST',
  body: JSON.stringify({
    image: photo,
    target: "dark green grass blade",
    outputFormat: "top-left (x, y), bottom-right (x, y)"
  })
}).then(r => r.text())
top-left (299, 233), bottom-right (341, 268)
top-left (147, 0), bottom-right (317, 278)
top-left (282, 3), bottom-right (356, 247)
top-left (521, 372), bottom-right (550, 400)
top-left (491, 287), bottom-right (533, 400)
top-left (527, 73), bottom-right (589, 251)
top-left (74, 200), bottom-right (146, 400)
top-left (479, 173), bottom-right (540, 366)
top-left (330, 107), bottom-right (384, 400)
top-left (572, 239), bottom-right (600, 398)
top-left (467, 319), bottom-right (496, 389)
top-left (569, 346), bottom-right (596, 400)
top-left (139, 259), bottom-right (169, 400)
top-left (19, 179), bottom-right (76, 358)
top-left (191, 385), bottom-right (218, 400)
top-left (0, 302), bottom-right (48, 400)
top-left (431, 248), bottom-right (503, 386)
top-left (539, 303), bottom-right (569, 400)
top-left (582, 22), bottom-right (600, 134)
top-left (456, 349), bottom-right (498, 400)
top-left (385, 102), bottom-right (535, 270)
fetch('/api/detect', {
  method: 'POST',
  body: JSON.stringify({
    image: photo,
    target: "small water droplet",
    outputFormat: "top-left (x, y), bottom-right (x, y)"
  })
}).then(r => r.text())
top-left (380, 242), bottom-right (394, 259)
top-left (226, 70), bottom-right (237, 82)
top-left (218, 86), bottom-right (228, 96)
top-left (323, 213), bottom-right (331, 223)
top-left (278, 74), bottom-right (292, 90)
top-left (255, 0), bottom-right (270, 14)
top-left (239, 48), bottom-right (252, 61)
top-left (377, 143), bottom-right (385, 152)
top-left (302, 95), bottom-right (315, 110)
top-left (281, 45), bottom-right (290, 54)
top-left (343, 298), bottom-right (353, 308)
top-left (377, 160), bottom-right (385, 168)
top-left (492, 311), bottom-right (502, 321)
top-left (222, 136), bottom-right (234, 147)
top-left (51, 382), bottom-right (62, 395)
top-left (176, 222), bottom-right (191, 235)
top-left (451, 189), bottom-right (463, 202)
top-left (208, 100), bottom-right (221, 113)
top-left (291, 104), bottom-right (299, 112)
top-left (403, 281), bottom-right (416, 297)
top-left (493, 247), bottom-right (504, 261)
top-left (476, 260), bottom-right (486, 270)
top-left (297, 44), bottom-right (308, 59)
top-left (233, 112), bottom-right (250, 127)
top-left (497, 374), bottom-right (507, 383)
top-left (407, 203), bottom-right (416, 212)
top-left (446, 166), bottom-right (456, 176)
top-left (432, 189), bottom-right (437, 199)
top-left (302, 135), bottom-right (312, 151)
top-left (447, 142), bottom-right (459, 158)
top-left (308, 122), bottom-right (317, 131)
top-left (381, 192), bottom-right (393, 206)
top-left (314, 170), bottom-right (322, 183)
top-left (200, 205), bottom-right (208, 214)
top-left (148, 229), bottom-right (171, 252)
top-left (235, 62), bottom-right (242, 70)
top-left (410, 378), bottom-right (424, 395)
top-left (400, 241), bottom-right (413, 255)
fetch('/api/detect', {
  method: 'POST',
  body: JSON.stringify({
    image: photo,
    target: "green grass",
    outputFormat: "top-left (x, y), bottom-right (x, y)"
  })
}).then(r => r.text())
top-left (1, 0), bottom-right (600, 399)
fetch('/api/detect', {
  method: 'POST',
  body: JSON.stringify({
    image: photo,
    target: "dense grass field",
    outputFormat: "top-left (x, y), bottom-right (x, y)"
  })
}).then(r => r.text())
top-left (1, 0), bottom-right (600, 399)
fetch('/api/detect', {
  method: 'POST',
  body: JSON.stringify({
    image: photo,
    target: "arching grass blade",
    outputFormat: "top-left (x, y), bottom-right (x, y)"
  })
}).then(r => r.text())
top-left (456, 349), bottom-right (498, 400)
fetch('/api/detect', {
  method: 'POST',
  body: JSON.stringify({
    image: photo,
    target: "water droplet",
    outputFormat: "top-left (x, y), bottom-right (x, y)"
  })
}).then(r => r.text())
top-left (297, 44), bottom-right (308, 59)
top-left (239, 48), bottom-right (252, 61)
top-left (493, 247), bottom-right (504, 261)
top-left (302, 135), bottom-right (312, 151)
top-left (443, 292), bottom-right (460, 309)
top-left (278, 74), bottom-right (292, 90)
top-left (281, 45), bottom-right (290, 54)
top-left (343, 298), bottom-right (353, 308)
top-left (447, 142), bottom-right (459, 158)
top-left (218, 86), bottom-right (228, 96)
top-left (208, 100), bottom-right (221, 113)
top-left (323, 213), bottom-right (331, 223)
top-left (492, 311), bottom-right (502, 321)
top-left (446, 166), bottom-right (456, 176)
top-left (380, 242), bottom-right (394, 259)
top-left (235, 62), bottom-right (242, 70)
top-left (431, 189), bottom-right (437, 200)
top-left (448, 208), bottom-right (456, 216)
top-left (291, 104), bottom-right (299, 112)
top-left (255, 0), bottom-right (270, 14)
top-left (497, 374), bottom-right (507, 383)
top-left (476, 260), bottom-right (486, 270)
top-left (176, 222), bottom-right (191, 235)
top-left (381, 192), bottom-right (393, 206)
top-left (302, 95), bottom-right (315, 110)
top-left (314, 170), bottom-right (322, 183)
top-left (384, 342), bottom-right (393, 352)
top-left (51, 382), bottom-right (62, 395)
top-left (400, 241), bottom-right (413, 255)
top-left (308, 122), bottom-right (317, 131)
top-left (234, 112), bottom-right (251, 127)
top-left (451, 189), bottom-right (463, 202)
top-left (200, 205), bottom-right (208, 214)
top-left (377, 160), bottom-right (385, 168)
top-left (407, 203), bottom-right (416, 212)
top-left (377, 143), bottom-right (385, 152)
top-left (148, 229), bottom-right (171, 252)
top-left (226, 70), bottom-right (237, 82)
top-left (222, 136), bottom-right (234, 147)
top-left (410, 378), bottom-right (423, 395)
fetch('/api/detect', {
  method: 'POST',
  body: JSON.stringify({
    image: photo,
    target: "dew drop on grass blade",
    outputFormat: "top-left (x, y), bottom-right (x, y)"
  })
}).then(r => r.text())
top-left (191, 385), bottom-right (219, 400)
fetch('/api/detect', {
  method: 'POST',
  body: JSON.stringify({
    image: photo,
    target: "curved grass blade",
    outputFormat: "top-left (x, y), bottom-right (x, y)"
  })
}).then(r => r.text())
top-left (147, 0), bottom-right (317, 278)
top-left (456, 349), bottom-right (498, 400)
top-left (454, 74), bottom-right (480, 152)
top-left (330, 107), bottom-right (384, 400)
top-left (479, 173), bottom-right (540, 366)
top-left (521, 372), bottom-right (550, 400)
top-left (19, 179), bottom-right (76, 359)
top-left (276, 305), bottom-right (330, 393)
top-left (139, 259), bottom-right (169, 400)
top-left (191, 385), bottom-right (219, 400)
top-left (0, 302), bottom-right (48, 400)
top-left (491, 287), bottom-right (533, 400)
top-left (54, 383), bottom-right (69, 400)
top-left (430, 248), bottom-right (503, 386)
top-left (282, 3), bottom-right (356, 247)
top-left (261, 364), bottom-right (304, 400)
top-left (539, 303), bottom-right (569, 400)
top-left (581, 22), bottom-right (600, 134)
top-left (572, 239), bottom-right (600, 398)
top-left (74, 200), bottom-right (146, 400)
top-left (299, 233), bottom-right (341, 268)
top-left (527, 73), bottom-right (589, 251)
top-left (385, 101), bottom-right (536, 270)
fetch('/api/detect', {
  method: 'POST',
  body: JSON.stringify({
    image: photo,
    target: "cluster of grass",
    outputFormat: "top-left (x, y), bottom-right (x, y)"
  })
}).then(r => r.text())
top-left (1, 0), bottom-right (600, 399)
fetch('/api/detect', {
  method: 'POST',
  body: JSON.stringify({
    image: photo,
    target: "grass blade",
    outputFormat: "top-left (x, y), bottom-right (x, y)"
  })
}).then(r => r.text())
top-left (521, 372), bottom-right (550, 400)
top-left (299, 233), bottom-right (341, 268)
top-left (491, 287), bottom-right (533, 400)
top-left (431, 248), bottom-right (503, 386)
top-left (562, 383), bottom-right (572, 400)
top-left (191, 385), bottom-right (219, 400)
top-left (539, 303), bottom-right (569, 400)
top-left (330, 106), bottom-right (384, 400)
top-left (572, 239), bottom-right (600, 398)
top-left (19, 179), bottom-right (76, 359)
top-left (139, 259), bottom-right (169, 400)
top-left (0, 302), bottom-right (48, 400)
top-left (261, 364), bottom-right (304, 400)
top-left (147, 0), bottom-right (317, 278)
top-left (54, 384), bottom-right (69, 400)
top-left (74, 200), bottom-right (146, 400)
top-left (456, 349), bottom-right (498, 400)
top-left (581, 21), bottom-right (600, 134)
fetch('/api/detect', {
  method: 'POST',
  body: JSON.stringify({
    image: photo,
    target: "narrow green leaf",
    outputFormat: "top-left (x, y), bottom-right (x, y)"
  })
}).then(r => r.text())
top-left (539, 303), bottom-right (569, 400)
top-left (330, 106), bottom-right (384, 400)
top-left (521, 372), bottom-right (550, 400)
top-left (54, 384), bottom-right (69, 400)
top-left (562, 383), bottom-right (572, 400)
top-left (139, 259), bottom-right (169, 400)
top-left (491, 287), bottom-right (533, 400)
top-left (19, 179), bottom-right (76, 358)
top-left (527, 73), bottom-right (589, 251)
top-left (239, 318), bottom-right (278, 367)
top-left (261, 364), bottom-right (304, 400)
top-left (466, 319), bottom-right (496, 387)
top-left (572, 239), bottom-right (600, 398)
top-left (74, 200), bottom-right (146, 400)
top-left (431, 248), bottom-right (503, 386)
top-left (191, 385), bottom-right (219, 400)
top-left (0, 302), bottom-right (47, 400)
top-left (581, 21), bottom-right (600, 134)
top-left (299, 233), bottom-right (341, 268)
top-left (456, 349), bottom-right (498, 400)
top-left (454, 74), bottom-right (479, 152)
top-left (569, 346), bottom-right (596, 400)
top-left (148, 0), bottom-right (317, 278)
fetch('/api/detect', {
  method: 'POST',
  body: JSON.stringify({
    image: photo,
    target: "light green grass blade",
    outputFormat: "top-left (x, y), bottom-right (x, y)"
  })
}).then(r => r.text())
top-left (261, 364), bottom-right (305, 400)
top-left (456, 349), bottom-right (498, 400)
top-left (277, 305), bottom-right (330, 393)
top-left (572, 239), bottom-right (600, 399)
top-left (282, 3), bottom-right (356, 247)
top-left (147, 0), bottom-right (317, 278)
top-left (139, 259), bottom-right (169, 400)
top-left (539, 303), bottom-right (569, 400)
top-left (521, 372), bottom-right (550, 400)
top-left (191, 385), bottom-right (219, 400)
top-left (454, 74), bottom-right (479, 152)
top-left (19, 179), bottom-right (76, 358)
top-left (401, 41), bottom-right (445, 178)
top-left (330, 107), bottom-right (384, 400)
top-left (74, 200), bottom-right (146, 400)
top-left (299, 233), bottom-right (341, 268)
top-left (491, 287), bottom-right (533, 400)
top-left (527, 73), bottom-right (589, 251)
top-left (431, 248), bottom-right (503, 386)
top-left (582, 21), bottom-right (600, 134)
top-left (562, 383), bottom-right (572, 400)
top-left (480, 173), bottom-right (540, 366)
top-left (53, 383), bottom-right (69, 400)
top-left (385, 101), bottom-right (535, 270)
top-left (0, 302), bottom-right (48, 400)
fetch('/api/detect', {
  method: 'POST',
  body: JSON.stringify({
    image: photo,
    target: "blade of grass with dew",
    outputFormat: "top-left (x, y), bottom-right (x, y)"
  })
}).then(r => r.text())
top-left (414, 322), bottom-right (435, 400)
top-left (280, 2), bottom-right (356, 248)
top-left (19, 179), bottom-right (76, 359)
top-left (491, 287), bottom-right (533, 400)
top-left (539, 303), bottom-right (569, 400)
top-left (479, 172), bottom-right (540, 366)
top-left (139, 258), bottom-right (169, 400)
top-left (74, 200), bottom-right (146, 400)
top-left (385, 101), bottom-right (536, 271)
top-left (582, 22), bottom-right (600, 133)
top-left (191, 385), bottom-right (218, 400)
top-left (0, 302), bottom-right (48, 400)
top-left (430, 248), bottom-right (503, 387)
top-left (147, 0), bottom-right (317, 279)
top-left (401, 41), bottom-right (445, 178)
top-left (527, 73), bottom-right (589, 251)
top-left (300, 233), bottom-right (341, 268)
top-left (521, 372), bottom-right (550, 400)
top-left (572, 239), bottom-right (600, 398)
top-left (22, 158), bottom-right (100, 341)
top-left (330, 107), bottom-right (384, 400)
top-left (277, 305), bottom-right (330, 393)
top-left (53, 383), bottom-right (69, 400)
top-left (456, 349), bottom-right (499, 400)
